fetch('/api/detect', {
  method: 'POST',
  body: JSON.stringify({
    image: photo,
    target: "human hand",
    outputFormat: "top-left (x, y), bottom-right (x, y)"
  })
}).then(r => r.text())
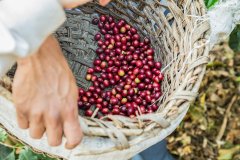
top-left (12, 36), bottom-right (82, 149)
top-left (61, 0), bottom-right (111, 8)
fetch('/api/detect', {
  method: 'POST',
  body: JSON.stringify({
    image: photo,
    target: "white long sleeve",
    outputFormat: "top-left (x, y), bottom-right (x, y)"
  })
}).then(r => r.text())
top-left (0, 0), bottom-right (66, 77)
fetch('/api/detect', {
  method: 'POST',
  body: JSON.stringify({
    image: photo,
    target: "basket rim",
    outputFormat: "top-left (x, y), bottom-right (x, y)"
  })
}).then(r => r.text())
top-left (0, 0), bottom-right (210, 157)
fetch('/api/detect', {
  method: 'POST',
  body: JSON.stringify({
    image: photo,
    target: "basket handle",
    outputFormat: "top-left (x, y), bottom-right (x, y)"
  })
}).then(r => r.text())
top-left (209, 0), bottom-right (240, 48)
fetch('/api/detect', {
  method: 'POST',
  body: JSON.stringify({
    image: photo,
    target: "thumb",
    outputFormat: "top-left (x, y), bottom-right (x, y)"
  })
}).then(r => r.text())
top-left (61, 0), bottom-right (92, 9)
top-left (99, 0), bottom-right (111, 6)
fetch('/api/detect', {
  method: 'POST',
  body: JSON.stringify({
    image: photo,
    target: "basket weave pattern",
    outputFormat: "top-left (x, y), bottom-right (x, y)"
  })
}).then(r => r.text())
top-left (55, 0), bottom-right (210, 149)
top-left (0, 0), bottom-right (210, 158)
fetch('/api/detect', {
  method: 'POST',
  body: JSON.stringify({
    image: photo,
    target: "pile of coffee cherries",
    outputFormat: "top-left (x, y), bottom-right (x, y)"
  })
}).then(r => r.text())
top-left (78, 15), bottom-right (164, 118)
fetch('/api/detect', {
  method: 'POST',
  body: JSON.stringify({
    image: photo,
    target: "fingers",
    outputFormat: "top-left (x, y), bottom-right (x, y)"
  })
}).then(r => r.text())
top-left (61, 0), bottom-right (111, 9)
top-left (16, 111), bottom-right (29, 129)
top-left (45, 112), bottom-right (63, 146)
top-left (63, 106), bottom-right (83, 149)
top-left (46, 125), bottom-right (63, 147)
top-left (99, 0), bottom-right (111, 6)
top-left (64, 120), bottom-right (83, 149)
top-left (29, 113), bottom-right (45, 139)
top-left (16, 109), bottom-right (46, 140)
top-left (29, 122), bottom-right (45, 139)
top-left (61, 0), bottom-right (92, 8)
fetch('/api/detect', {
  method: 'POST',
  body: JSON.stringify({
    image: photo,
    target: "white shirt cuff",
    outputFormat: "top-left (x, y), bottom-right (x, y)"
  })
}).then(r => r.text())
top-left (0, 0), bottom-right (66, 57)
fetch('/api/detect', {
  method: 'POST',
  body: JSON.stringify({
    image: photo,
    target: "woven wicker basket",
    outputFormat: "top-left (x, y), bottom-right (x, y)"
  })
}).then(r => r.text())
top-left (0, 0), bottom-right (210, 159)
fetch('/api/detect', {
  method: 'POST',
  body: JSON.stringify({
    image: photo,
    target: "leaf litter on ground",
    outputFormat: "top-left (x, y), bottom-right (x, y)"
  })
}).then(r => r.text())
top-left (167, 42), bottom-right (240, 160)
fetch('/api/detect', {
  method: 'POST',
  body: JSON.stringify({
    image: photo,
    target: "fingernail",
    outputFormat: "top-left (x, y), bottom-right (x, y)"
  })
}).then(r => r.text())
top-left (65, 143), bottom-right (74, 149)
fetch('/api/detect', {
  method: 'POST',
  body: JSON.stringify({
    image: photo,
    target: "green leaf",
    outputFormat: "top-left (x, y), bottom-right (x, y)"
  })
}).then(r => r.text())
top-left (0, 145), bottom-right (14, 160)
top-left (218, 145), bottom-right (240, 160)
top-left (18, 148), bottom-right (39, 160)
top-left (229, 25), bottom-right (240, 52)
top-left (34, 154), bottom-right (57, 160)
top-left (0, 128), bottom-right (8, 142)
top-left (236, 76), bottom-right (240, 82)
top-left (3, 151), bottom-right (15, 160)
top-left (205, 0), bottom-right (219, 9)
top-left (18, 147), bottom-right (56, 160)
top-left (207, 61), bottom-right (226, 68)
